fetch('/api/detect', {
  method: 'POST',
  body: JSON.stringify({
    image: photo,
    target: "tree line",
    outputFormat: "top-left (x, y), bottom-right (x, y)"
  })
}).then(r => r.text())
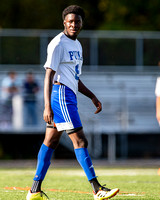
top-left (0, 0), bottom-right (160, 31)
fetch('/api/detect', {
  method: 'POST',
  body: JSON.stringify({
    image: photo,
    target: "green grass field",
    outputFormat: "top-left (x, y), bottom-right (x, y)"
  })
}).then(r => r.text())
top-left (0, 167), bottom-right (159, 200)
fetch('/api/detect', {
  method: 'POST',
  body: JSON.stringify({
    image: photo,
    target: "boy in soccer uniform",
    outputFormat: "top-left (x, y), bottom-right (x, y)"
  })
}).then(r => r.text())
top-left (26, 5), bottom-right (119, 200)
top-left (155, 77), bottom-right (160, 124)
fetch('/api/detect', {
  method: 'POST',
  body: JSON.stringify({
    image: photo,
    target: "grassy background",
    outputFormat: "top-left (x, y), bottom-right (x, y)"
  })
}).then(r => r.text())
top-left (0, 167), bottom-right (160, 200)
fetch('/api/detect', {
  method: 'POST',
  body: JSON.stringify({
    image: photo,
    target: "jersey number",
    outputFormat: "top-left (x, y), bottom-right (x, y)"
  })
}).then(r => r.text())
top-left (75, 64), bottom-right (80, 80)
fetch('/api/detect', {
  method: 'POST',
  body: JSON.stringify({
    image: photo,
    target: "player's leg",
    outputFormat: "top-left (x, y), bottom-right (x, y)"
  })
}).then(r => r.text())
top-left (31, 127), bottom-right (62, 193)
top-left (68, 128), bottom-right (119, 199)
top-left (68, 128), bottom-right (100, 190)
top-left (26, 127), bottom-right (63, 200)
top-left (43, 126), bottom-right (63, 149)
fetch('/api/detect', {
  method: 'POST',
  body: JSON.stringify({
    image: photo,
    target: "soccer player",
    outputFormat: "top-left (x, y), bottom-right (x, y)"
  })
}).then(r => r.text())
top-left (155, 77), bottom-right (160, 124)
top-left (26, 5), bottom-right (119, 200)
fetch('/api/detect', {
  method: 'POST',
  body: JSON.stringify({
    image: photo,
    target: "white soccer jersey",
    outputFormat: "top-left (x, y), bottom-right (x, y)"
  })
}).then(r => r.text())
top-left (155, 77), bottom-right (160, 97)
top-left (44, 32), bottom-right (83, 95)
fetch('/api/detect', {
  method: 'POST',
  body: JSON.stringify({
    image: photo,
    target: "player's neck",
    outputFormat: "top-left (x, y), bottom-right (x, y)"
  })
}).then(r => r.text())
top-left (63, 31), bottom-right (77, 40)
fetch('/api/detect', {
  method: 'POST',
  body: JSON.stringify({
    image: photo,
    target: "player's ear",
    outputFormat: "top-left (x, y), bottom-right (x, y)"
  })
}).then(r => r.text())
top-left (63, 20), bottom-right (66, 27)
top-left (81, 21), bottom-right (83, 27)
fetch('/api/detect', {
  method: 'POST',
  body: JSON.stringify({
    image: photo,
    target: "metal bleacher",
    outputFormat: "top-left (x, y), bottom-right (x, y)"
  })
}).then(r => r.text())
top-left (78, 72), bottom-right (159, 134)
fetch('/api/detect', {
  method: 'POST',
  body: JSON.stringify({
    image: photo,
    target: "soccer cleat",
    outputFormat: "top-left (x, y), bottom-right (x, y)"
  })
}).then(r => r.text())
top-left (93, 186), bottom-right (119, 200)
top-left (26, 190), bottom-right (49, 200)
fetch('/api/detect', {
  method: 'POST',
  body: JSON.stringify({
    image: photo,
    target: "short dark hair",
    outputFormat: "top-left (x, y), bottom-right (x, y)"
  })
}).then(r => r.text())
top-left (62, 5), bottom-right (85, 21)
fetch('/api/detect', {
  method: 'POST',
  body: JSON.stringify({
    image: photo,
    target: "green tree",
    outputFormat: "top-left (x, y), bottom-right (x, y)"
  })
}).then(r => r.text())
top-left (99, 0), bottom-right (160, 30)
top-left (0, 0), bottom-right (160, 30)
top-left (0, 0), bottom-right (104, 29)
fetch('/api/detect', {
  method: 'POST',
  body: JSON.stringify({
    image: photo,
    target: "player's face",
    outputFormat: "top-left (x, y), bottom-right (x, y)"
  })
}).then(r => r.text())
top-left (63, 13), bottom-right (83, 40)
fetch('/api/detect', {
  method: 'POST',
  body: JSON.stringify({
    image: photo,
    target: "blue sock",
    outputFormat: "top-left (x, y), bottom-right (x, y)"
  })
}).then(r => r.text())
top-left (33, 144), bottom-right (54, 181)
top-left (74, 148), bottom-right (96, 181)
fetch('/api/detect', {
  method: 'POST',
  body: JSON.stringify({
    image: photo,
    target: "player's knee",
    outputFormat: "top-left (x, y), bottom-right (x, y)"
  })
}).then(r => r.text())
top-left (44, 137), bottom-right (60, 149)
top-left (49, 140), bottom-right (60, 149)
top-left (77, 137), bottom-right (88, 148)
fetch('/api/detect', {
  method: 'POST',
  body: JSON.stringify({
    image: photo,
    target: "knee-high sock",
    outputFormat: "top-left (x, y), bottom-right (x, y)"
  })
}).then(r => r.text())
top-left (74, 148), bottom-right (96, 181)
top-left (33, 144), bottom-right (54, 181)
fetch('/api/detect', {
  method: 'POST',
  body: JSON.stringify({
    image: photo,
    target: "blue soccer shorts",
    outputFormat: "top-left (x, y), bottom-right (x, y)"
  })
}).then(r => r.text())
top-left (51, 84), bottom-right (82, 132)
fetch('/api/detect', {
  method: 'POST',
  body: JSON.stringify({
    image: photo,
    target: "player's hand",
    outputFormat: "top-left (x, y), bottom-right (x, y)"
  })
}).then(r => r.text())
top-left (91, 96), bottom-right (102, 114)
top-left (156, 112), bottom-right (160, 124)
top-left (43, 106), bottom-right (53, 124)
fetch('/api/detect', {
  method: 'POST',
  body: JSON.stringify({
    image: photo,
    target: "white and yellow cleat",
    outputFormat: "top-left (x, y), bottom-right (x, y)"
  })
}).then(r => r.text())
top-left (93, 188), bottom-right (119, 200)
top-left (26, 190), bottom-right (49, 200)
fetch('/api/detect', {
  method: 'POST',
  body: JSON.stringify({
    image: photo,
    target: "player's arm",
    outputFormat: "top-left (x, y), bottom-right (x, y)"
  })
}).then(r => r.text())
top-left (156, 96), bottom-right (160, 124)
top-left (43, 68), bottom-right (55, 124)
top-left (78, 79), bottom-right (102, 114)
top-left (155, 77), bottom-right (160, 124)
